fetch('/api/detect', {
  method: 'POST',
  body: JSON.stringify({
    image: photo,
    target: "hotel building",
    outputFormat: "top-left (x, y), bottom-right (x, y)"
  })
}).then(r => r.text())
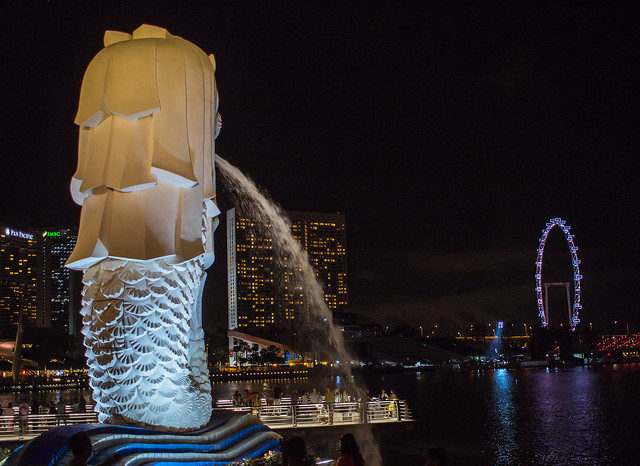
top-left (36, 229), bottom-right (78, 332)
top-left (0, 226), bottom-right (38, 327)
top-left (1, 225), bottom-right (79, 332)
top-left (227, 209), bottom-right (348, 331)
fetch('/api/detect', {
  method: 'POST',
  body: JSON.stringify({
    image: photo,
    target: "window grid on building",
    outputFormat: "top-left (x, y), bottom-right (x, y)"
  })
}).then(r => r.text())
top-left (227, 209), bottom-right (347, 331)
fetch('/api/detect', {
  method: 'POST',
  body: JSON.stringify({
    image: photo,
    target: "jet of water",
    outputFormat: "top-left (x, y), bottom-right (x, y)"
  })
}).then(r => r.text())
top-left (215, 154), bottom-right (382, 465)
top-left (216, 154), bottom-right (349, 363)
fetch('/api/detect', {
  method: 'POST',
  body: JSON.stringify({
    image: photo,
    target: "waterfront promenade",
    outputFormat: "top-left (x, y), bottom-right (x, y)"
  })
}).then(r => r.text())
top-left (0, 398), bottom-right (412, 442)
top-left (217, 398), bottom-right (413, 429)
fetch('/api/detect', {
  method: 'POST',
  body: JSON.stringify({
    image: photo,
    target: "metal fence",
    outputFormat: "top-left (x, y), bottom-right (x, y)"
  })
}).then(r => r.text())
top-left (0, 400), bottom-right (412, 440)
top-left (216, 399), bottom-right (413, 428)
top-left (0, 406), bottom-right (99, 440)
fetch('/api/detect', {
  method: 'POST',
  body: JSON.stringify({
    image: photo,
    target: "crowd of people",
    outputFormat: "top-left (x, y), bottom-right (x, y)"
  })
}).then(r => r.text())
top-left (225, 387), bottom-right (402, 425)
top-left (228, 386), bottom-right (399, 407)
top-left (0, 389), bottom-right (442, 465)
top-left (0, 393), bottom-right (89, 433)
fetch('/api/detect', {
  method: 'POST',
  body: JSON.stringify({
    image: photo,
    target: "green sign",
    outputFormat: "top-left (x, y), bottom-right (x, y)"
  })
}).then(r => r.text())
top-left (43, 231), bottom-right (61, 237)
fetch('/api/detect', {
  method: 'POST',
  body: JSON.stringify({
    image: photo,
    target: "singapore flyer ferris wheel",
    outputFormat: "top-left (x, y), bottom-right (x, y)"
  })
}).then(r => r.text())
top-left (535, 218), bottom-right (582, 331)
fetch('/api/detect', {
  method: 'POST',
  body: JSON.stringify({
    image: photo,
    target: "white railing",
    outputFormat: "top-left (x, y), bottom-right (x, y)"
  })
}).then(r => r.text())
top-left (0, 400), bottom-right (412, 439)
top-left (0, 406), bottom-right (99, 439)
top-left (215, 398), bottom-right (413, 428)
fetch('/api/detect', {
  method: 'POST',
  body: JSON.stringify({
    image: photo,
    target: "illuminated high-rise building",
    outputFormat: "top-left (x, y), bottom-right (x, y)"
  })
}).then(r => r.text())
top-left (227, 209), bottom-right (275, 330)
top-left (227, 209), bottom-right (348, 331)
top-left (36, 228), bottom-right (78, 332)
top-left (0, 226), bottom-right (38, 327)
top-left (288, 211), bottom-right (348, 313)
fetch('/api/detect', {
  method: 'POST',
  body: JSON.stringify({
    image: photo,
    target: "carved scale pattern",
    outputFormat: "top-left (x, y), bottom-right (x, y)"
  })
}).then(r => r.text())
top-left (80, 257), bottom-right (212, 429)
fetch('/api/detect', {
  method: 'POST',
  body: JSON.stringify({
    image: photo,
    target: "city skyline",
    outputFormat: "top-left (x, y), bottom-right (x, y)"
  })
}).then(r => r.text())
top-left (0, 7), bottom-right (637, 466)
top-left (0, 3), bottom-right (638, 331)
top-left (1, 225), bottom-right (79, 333)
top-left (1, 215), bottom-right (603, 336)
top-left (0, 226), bottom-right (37, 327)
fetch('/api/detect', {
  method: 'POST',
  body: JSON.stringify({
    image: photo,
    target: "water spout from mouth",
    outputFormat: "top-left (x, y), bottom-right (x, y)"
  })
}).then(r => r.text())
top-left (215, 154), bottom-right (382, 465)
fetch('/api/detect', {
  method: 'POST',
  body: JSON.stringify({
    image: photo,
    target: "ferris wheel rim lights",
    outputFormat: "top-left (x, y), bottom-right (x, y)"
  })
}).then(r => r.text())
top-left (535, 218), bottom-right (582, 331)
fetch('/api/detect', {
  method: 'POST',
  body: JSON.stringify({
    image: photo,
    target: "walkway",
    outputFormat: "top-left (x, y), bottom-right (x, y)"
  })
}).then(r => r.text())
top-left (216, 398), bottom-right (413, 429)
top-left (0, 400), bottom-right (412, 441)
top-left (0, 405), bottom-right (99, 442)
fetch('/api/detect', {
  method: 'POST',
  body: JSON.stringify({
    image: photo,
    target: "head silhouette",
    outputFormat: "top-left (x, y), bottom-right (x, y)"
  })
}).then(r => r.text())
top-left (69, 432), bottom-right (93, 463)
top-left (340, 433), bottom-right (363, 462)
top-left (424, 446), bottom-right (448, 465)
top-left (282, 436), bottom-right (307, 466)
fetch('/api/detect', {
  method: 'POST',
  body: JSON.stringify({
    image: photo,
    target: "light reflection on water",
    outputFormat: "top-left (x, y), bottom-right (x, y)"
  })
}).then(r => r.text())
top-left (0, 388), bottom-right (89, 407)
top-left (2, 365), bottom-right (638, 464)
top-left (202, 365), bottom-right (639, 464)
top-left (485, 366), bottom-right (610, 464)
top-left (363, 364), bottom-right (640, 464)
top-left (489, 368), bottom-right (516, 463)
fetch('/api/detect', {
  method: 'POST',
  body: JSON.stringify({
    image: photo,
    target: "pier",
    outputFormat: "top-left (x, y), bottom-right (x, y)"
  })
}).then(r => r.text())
top-left (216, 398), bottom-right (414, 430)
top-left (0, 399), bottom-right (412, 442)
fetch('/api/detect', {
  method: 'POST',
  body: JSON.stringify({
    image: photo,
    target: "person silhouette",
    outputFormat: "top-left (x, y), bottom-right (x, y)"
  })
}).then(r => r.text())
top-left (68, 432), bottom-right (121, 466)
top-left (337, 433), bottom-right (364, 466)
top-left (282, 436), bottom-right (308, 466)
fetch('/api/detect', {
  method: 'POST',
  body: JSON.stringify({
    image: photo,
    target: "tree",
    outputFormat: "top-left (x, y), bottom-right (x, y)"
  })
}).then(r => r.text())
top-left (232, 340), bottom-right (252, 365)
top-left (205, 330), bottom-right (230, 366)
top-left (259, 345), bottom-right (286, 365)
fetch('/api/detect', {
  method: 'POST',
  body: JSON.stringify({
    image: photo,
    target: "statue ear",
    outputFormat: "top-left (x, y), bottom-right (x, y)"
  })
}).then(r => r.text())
top-left (209, 54), bottom-right (216, 73)
top-left (103, 31), bottom-right (132, 47)
top-left (133, 24), bottom-right (170, 39)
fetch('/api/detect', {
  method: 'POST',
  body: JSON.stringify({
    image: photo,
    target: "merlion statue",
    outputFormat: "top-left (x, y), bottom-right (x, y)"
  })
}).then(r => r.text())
top-left (66, 25), bottom-right (220, 430)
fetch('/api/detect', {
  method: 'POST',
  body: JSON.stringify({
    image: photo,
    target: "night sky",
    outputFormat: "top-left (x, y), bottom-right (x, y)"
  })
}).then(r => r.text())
top-left (1, 3), bottom-right (638, 332)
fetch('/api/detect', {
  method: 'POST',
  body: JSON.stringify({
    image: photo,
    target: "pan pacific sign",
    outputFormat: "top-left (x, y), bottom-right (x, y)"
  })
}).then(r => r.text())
top-left (3, 227), bottom-right (34, 240)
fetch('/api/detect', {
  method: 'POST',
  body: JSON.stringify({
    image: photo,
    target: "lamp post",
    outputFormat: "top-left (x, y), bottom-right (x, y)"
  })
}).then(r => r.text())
top-left (12, 301), bottom-right (24, 383)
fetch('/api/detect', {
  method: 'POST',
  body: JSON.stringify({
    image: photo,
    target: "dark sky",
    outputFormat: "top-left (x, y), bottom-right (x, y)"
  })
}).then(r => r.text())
top-left (1, 2), bottom-right (638, 332)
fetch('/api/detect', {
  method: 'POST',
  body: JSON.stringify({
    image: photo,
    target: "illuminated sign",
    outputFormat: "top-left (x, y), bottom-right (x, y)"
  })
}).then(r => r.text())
top-left (3, 227), bottom-right (34, 240)
top-left (43, 231), bottom-right (61, 237)
top-left (497, 321), bottom-right (504, 329)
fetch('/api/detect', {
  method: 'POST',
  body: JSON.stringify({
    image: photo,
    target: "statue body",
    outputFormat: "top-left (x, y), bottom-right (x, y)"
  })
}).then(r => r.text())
top-left (66, 25), bottom-right (220, 430)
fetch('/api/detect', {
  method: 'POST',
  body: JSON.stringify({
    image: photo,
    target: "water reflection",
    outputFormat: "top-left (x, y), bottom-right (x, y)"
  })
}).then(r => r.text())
top-left (489, 369), bottom-right (517, 463)
top-left (483, 366), bottom-right (634, 464)
top-left (2, 365), bottom-right (639, 464)
top-left (525, 367), bottom-right (609, 464)
top-left (0, 388), bottom-right (92, 410)
top-left (365, 365), bottom-right (639, 464)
